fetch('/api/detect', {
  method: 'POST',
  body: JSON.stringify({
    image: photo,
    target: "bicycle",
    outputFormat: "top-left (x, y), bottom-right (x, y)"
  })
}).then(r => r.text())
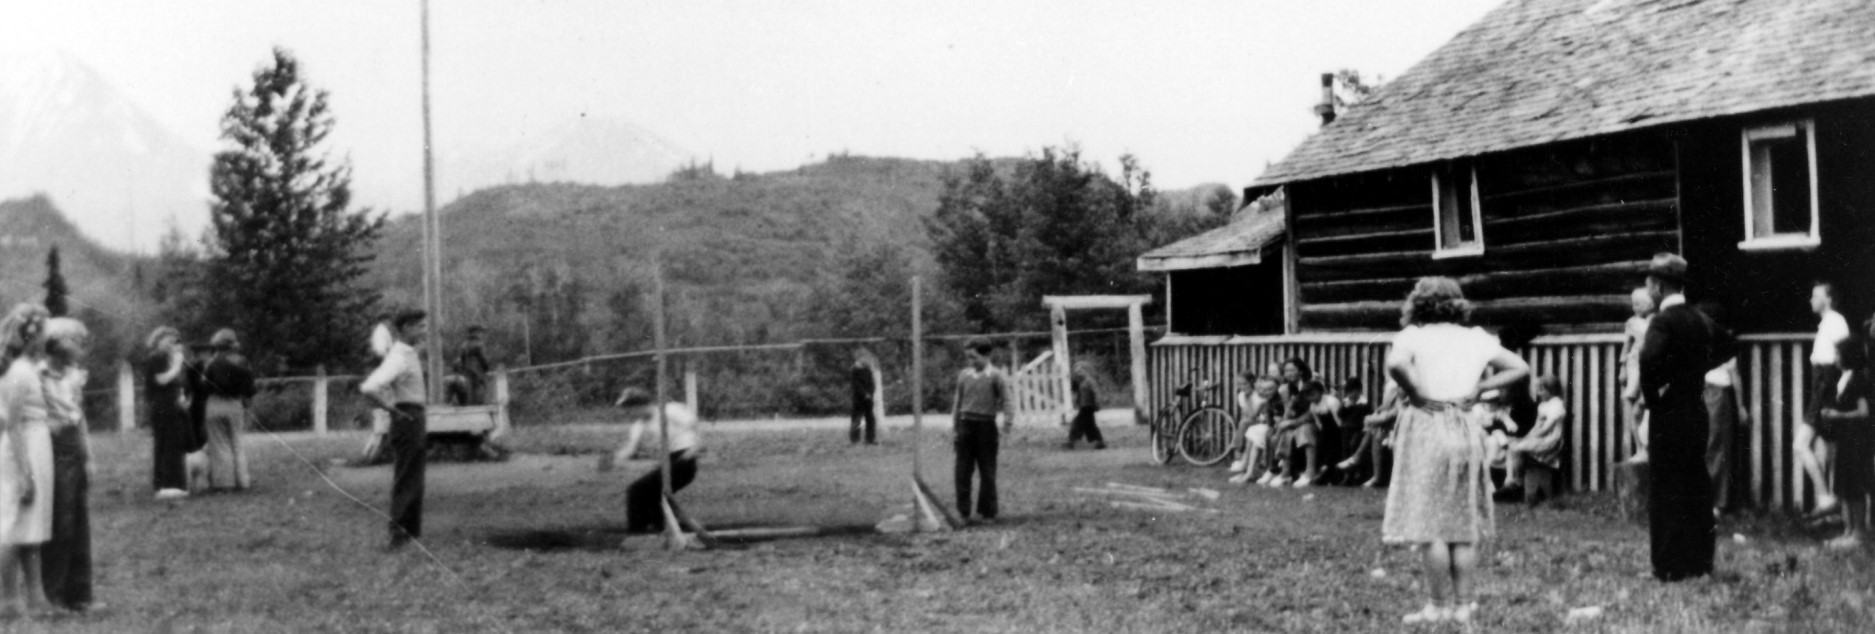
top-left (1151, 376), bottom-right (1238, 466)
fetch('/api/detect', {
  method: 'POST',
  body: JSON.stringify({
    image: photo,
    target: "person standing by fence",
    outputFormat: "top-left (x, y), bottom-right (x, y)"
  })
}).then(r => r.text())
top-left (360, 310), bottom-right (430, 549)
top-left (40, 317), bottom-right (95, 612)
top-left (1818, 335), bottom-right (1871, 550)
top-left (1638, 253), bottom-right (1732, 582)
top-left (1699, 303), bottom-right (1748, 517)
top-left (1382, 277), bottom-right (1529, 624)
top-left (143, 327), bottom-right (196, 501)
top-left (0, 304), bottom-right (55, 617)
top-left (1799, 281), bottom-right (1850, 516)
top-left (952, 339), bottom-right (1014, 525)
top-left (1063, 363), bottom-right (1105, 450)
top-left (1621, 288), bottom-right (1656, 464)
top-left (849, 349), bottom-right (878, 445)
top-left (201, 329), bottom-right (256, 491)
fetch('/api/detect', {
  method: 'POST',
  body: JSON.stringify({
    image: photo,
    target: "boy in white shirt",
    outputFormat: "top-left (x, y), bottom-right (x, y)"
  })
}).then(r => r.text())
top-left (600, 387), bottom-right (705, 534)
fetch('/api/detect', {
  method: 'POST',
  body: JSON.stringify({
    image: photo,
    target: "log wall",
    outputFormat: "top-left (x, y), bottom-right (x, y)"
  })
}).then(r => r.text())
top-left (1289, 132), bottom-right (1680, 332)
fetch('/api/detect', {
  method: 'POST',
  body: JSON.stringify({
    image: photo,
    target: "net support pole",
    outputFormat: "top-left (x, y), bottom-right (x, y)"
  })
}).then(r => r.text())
top-left (911, 276), bottom-right (923, 476)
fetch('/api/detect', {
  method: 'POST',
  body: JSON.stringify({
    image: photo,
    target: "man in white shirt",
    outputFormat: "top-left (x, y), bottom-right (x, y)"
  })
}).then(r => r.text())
top-left (1799, 282), bottom-right (1848, 514)
top-left (600, 387), bottom-right (704, 533)
top-left (360, 310), bottom-right (429, 549)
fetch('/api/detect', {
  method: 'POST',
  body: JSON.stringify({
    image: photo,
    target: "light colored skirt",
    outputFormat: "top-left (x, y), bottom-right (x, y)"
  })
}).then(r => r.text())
top-left (0, 422), bottom-right (56, 544)
top-left (1382, 402), bottom-right (1494, 544)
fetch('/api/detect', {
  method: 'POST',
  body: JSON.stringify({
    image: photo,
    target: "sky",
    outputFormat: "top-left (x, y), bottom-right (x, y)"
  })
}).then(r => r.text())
top-left (1, 0), bottom-right (1505, 223)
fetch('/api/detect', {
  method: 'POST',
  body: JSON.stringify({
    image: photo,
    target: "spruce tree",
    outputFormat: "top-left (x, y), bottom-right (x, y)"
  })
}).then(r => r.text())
top-left (207, 47), bottom-right (386, 372)
top-left (43, 245), bottom-right (69, 317)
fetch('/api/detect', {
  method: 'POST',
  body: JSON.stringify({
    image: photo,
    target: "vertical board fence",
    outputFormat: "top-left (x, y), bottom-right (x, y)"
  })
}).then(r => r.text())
top-left (1151, 332), bottom-right (1821, 513)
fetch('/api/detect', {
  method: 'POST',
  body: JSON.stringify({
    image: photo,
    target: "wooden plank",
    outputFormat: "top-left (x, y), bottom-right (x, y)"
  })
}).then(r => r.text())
top-left (1293, 202), bottom-right (1432, 224)
top-left (1588, 345), bottom-right (1604, 491)
top-left (1304, 295), bottom-right (1632, 330)
top-left (1478, 169), bottom-right (1676, 203)
top-left (1296, 227), bottom-right (1434, 247)
top-left (1789, 342), bottom-right (1805, 510)
top-left (1578, 348), bottom-right (1595, 490)
top-left (1769, 343), bottom-right (1785, 509)
top-left (1042, 295), bottom-right (1154, 310)
top-left (1487, 198), bottom-right (1675, 229)
top-left (1299, 231), bottom-right (1677, 270)
top-left (1750, 343), bottom-right (1767, 508)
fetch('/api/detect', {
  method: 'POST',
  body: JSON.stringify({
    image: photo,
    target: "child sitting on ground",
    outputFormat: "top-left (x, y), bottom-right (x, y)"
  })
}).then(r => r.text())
top-left (1229, 373), bottom-right (1281, 484)
top-left (1332, 377), bottom-right (1370, 484)
top-left (1501, 376), bottom-right (1566, 495)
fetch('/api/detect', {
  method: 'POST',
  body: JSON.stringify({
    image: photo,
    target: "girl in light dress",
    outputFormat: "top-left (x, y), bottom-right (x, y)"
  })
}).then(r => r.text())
top-left (1382, 278), bottom-right (1529, 625)
top-left (0, 303), bottom-right (54, 618)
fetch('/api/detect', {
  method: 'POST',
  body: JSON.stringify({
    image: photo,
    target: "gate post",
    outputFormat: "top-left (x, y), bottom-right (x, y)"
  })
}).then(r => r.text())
top-left (1050, 304), bottom-right (1073, 423)
top-left (118, 360), bottom-right (136, 431)
top-left (1128, 303), bottom-right (1149, 426)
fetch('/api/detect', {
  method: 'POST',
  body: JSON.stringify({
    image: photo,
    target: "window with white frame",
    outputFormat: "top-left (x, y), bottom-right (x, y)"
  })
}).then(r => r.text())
top-left (1740, 120), bottom-right (1819, 250)
top-left (1432, 164), bottom-right (1484, 257)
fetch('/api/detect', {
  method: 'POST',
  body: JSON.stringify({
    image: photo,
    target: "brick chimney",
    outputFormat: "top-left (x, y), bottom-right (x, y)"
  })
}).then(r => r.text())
top-left (1312, 73), bottom-right (1337, 126)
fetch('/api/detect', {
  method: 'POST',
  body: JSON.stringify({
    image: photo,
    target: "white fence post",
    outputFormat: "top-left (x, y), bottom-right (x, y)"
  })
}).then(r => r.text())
top-left (313, 365), bottom-right (329, 435)
top-left (493, 368), bottom-right (511, 437)
top-left (684, 365), bottom-right (699, 416)
top-left (117, 360), bottom-right (135, 432)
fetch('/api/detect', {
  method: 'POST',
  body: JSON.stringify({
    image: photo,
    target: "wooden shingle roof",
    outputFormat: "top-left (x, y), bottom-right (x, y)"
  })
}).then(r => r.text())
top-left (1137, 193), bottom-right (1286, 272)
top-left (1253, 0), bottom-right (1875, 187)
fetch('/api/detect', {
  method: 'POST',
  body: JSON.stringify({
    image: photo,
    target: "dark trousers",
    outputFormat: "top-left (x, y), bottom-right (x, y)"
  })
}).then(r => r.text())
top-left (45, 426), bottom-right (92, 608)
top-left (626, 453), bottom-right (699, 532)
top-left (389, 404), bottom-right (427, 541)
top-left (1068, 407), bottom-right (1104, 444)
top-left (954, 416), bottom-right (1000, 519)
top-left (1648, 399), bottom-right (1715, 581)
top-left (850, 399), bottom-right (877, 444)
top-left (1704, 384), bottom-right (1739, 512)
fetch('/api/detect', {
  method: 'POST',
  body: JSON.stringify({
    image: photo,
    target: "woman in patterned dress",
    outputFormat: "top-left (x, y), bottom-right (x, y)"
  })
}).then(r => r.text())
top-left (1381, 278), bottom-right (1529, 625)
top-left (0, 303), bottom-right (54, 618)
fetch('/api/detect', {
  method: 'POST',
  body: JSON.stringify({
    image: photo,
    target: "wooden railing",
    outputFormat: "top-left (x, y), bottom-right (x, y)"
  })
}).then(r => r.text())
top-left (1150, 332), bottom-right (1823, 512)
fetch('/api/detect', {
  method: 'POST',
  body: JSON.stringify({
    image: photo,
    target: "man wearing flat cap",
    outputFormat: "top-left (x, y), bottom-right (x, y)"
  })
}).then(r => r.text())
top-left (1638, 253), bottom-right (1734, 581)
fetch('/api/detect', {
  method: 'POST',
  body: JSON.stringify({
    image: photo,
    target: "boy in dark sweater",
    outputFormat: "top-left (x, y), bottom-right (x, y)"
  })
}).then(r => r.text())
top-left (953, 339), bottom-right (1016, 524)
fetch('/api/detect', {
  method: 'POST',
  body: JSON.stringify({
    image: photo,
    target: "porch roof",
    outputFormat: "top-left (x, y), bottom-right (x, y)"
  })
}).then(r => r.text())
top-left (1136, 207), bottom-right (1284, 273)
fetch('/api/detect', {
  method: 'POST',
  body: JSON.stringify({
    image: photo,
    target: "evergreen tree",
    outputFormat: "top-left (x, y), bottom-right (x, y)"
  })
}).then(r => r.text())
top-left (206, 48), bottom-right (386, 372)
top-left (43, 245), bottom-right (69, 317)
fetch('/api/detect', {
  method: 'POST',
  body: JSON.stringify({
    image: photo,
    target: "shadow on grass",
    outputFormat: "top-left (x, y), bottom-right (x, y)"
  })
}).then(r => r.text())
top-left (484, 522), bottom-right (887, 552)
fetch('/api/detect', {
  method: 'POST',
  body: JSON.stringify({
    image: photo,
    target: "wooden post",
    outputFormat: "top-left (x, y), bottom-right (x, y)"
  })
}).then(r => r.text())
top-left (1050, 304), bottom-right (1072, 423)
top-left (684, 364), bottom-right (699, 417)
top-left (492, 367), bottom-right (511, 437)
top-left (117, 360), bottom-right (135, 432)
top-left (911, 276), bottom-right (924, 476)
top-left (1128, 302), bottom-right (1149, 426)
top-left (312, 365), bottom-right (329, 435)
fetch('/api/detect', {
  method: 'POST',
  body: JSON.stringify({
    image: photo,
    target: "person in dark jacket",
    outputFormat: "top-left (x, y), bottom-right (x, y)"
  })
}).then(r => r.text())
top-left (144, 327), bottom-right (196, 500)
top-left (1063, 364), bottom-right (1105, 449)
top-left (201, 329), bottom-right (257, 491)
top-left (1638, 253), bottom-right (1733, 582)
top-left (849, 349), bottom-right (878, 445)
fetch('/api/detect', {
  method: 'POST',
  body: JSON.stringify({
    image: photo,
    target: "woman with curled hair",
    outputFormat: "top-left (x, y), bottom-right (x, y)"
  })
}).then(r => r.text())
top-left (0, 303), bottom-right (54, 617)
top-left (143, 326), bottom-right (196, 500)
top-left (40, 317), bottom-right (95, 611)
top-left (1382, 278), bottom-right (1530, 624)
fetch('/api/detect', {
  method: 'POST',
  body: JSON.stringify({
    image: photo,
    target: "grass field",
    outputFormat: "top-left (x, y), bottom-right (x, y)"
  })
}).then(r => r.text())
top-left (21, 420), bottom-right (1875, 633)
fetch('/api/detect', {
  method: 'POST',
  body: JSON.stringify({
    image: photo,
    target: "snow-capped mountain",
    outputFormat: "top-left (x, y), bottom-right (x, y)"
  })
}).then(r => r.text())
top-left (0, 47), bottom-right (207, 252)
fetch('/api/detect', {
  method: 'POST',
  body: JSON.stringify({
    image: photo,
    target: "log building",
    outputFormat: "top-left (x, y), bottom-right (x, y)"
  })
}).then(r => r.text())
top-left (1143, 0), bottom-right (1875, 510)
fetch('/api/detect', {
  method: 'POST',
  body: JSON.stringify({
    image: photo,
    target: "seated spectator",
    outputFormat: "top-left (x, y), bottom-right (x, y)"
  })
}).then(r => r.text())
top-left (1473, 389), bottom-right (1520, 470)
top-left (1338, 380), bottom-right (1400, 487)
top-left (1268, 379), bottom-right (1333, 488)
top-left (1332, 377), bottom-right (1370, 484)
top-left (1230, 373), bottom-right (1281, 485)
top-left (1502, 376), bottom-right (1567, 495)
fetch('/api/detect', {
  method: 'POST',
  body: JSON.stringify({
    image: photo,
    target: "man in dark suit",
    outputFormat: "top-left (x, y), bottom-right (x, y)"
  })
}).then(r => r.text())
top-left (1638, 253), bottom-right (1734, 581)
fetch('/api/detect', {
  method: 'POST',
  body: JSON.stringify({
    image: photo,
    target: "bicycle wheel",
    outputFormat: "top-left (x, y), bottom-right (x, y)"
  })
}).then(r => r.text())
top-left (1178, 407), bottom-right (1236, 466)
top-left (1151, 408), bottom-right (1180, 465)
